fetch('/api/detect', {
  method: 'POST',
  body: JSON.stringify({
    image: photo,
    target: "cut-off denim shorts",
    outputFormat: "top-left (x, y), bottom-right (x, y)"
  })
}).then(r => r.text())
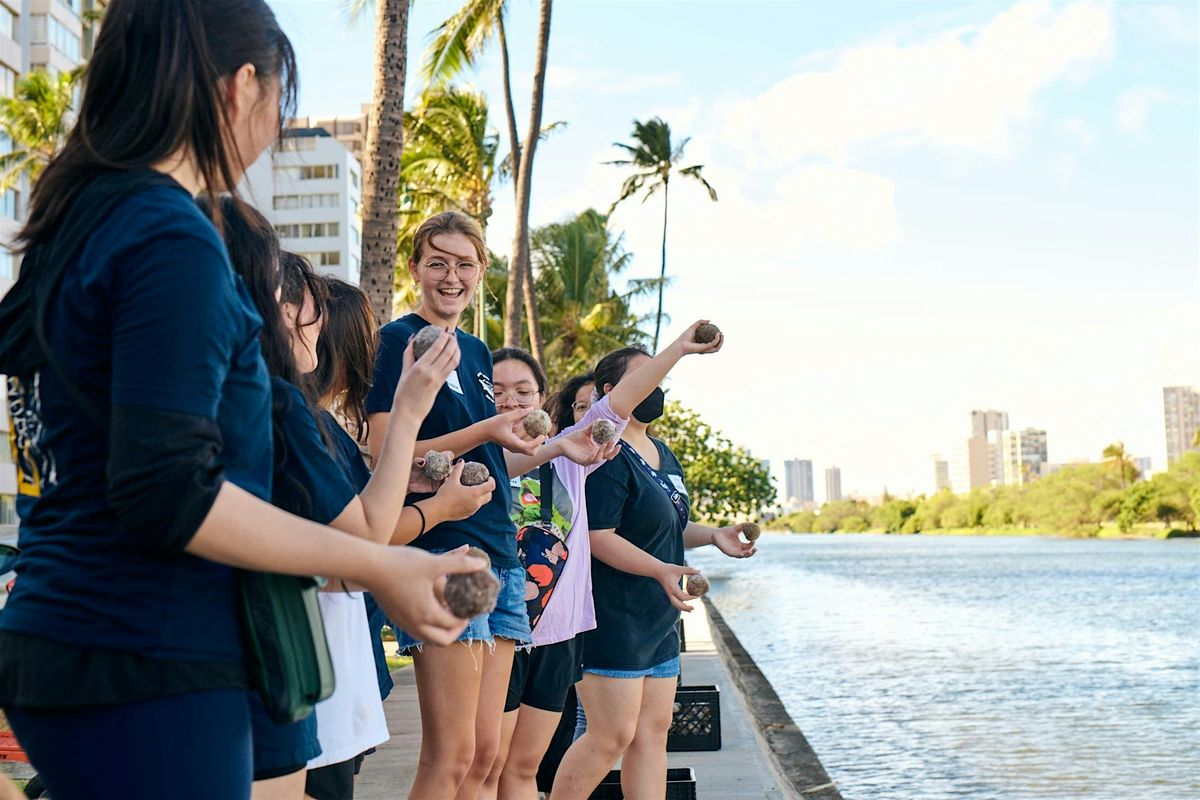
top-left (394, 557), bottom-right (532, 653)
top-left (583, 653), bottom-right (681, 680)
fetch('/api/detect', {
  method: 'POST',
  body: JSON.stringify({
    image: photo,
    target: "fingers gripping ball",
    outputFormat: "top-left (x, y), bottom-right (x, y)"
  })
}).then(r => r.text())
top-left (444, 546), bottom-right (500, 619)
top-left (523, 409), bottom-right (552, 438)
top-left (742, 523), bottom-right (761, 542)
top-left (422, 450), bottom-right (451, 482)
top-left (460, 462), bottom-right (491, 487)
top-left (590, 418), bottom-right (617, 444)
top-left (411, 325), bottom-right (444, 360)
top-left (694, 323), bottom-right (720, 344)
top-left (685, 573), bottom-right (710, 598)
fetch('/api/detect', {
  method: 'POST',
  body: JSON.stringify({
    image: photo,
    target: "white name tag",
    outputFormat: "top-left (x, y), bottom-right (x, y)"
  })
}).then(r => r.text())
top-left (668, 474), bottom-right (688, 495)
top-left (446, 370), bottom-right (464, 395)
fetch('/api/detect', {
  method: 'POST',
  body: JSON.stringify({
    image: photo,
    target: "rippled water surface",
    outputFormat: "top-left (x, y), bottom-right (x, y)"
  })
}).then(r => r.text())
top-left (688, 534), bottom-right (1200, 800)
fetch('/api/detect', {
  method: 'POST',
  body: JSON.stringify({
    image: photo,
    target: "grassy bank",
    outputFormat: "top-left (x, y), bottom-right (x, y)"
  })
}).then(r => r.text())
top-left (766, 523), bottom-right (1191, 540)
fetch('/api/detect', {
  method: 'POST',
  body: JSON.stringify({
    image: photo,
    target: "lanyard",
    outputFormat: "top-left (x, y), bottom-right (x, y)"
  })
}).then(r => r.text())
top-left (621, 440), bottom-right (689, 530)
top-left (539, 461), bottom-right (553, 527)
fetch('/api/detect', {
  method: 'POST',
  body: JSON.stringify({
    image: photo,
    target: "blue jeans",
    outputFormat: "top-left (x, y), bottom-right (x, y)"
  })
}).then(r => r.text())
top-left (583, 654), bottom-right (681, 680)
top-left (395, 562), bottom-right (532, 652)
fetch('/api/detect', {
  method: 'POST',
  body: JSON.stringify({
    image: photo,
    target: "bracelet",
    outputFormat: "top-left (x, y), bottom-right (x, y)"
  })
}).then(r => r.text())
top-left (412, 502), bottom-right (427, 537)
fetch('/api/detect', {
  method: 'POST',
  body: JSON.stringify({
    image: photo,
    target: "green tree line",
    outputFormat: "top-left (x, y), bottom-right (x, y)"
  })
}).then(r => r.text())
top-left (768, 448), bottom-right (1200, 537)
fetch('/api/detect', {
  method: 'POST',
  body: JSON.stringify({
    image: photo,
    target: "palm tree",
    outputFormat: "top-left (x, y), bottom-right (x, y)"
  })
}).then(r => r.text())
top-left (608, 117), bottom-right (717, 351)
top-left (0, 69), bottom-right (79, 192)
top-left (393, 86), bottom-right (499, 337)
top-left (347, 0), bottom-right (410, 325)
top-left (1103, 442), bottom-right (1134, 489)
top-left (422, 0), bottom-right (554, 362)
top-left (531, 209), bottom-right (654, 384)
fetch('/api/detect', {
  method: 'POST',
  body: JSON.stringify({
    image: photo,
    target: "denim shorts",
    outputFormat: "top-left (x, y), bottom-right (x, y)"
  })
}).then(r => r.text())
top-left (395, 561), bottom-right (532, 652)
top-left (583, 654), bottom-right (681, 680)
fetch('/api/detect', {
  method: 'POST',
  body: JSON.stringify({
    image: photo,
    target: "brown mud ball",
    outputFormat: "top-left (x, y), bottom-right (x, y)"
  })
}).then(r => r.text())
top-left (590, 418), bottom-right (617, 444)
top-left (685, 574), bottom-right (710, 598)
top-left (742, 523), bottom-right (761, 542)
top-left (411, 325), bottom-right (443, 360)
top-left (522, 409), bottom-right (552, 438)
top-left (422, 450), bottom-right (451, 482)
top-left (444, 546), bottom-right (499, 619)
top-left (460, 461), bottom-right (491, 486)
top-left (693, 323), bottom-right (720, 344)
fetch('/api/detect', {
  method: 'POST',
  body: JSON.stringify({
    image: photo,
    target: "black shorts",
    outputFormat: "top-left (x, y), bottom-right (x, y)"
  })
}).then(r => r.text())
top-left (305, 753), bottom-right (367, 800)
top-left (505, 636), bottom-right (583, 713)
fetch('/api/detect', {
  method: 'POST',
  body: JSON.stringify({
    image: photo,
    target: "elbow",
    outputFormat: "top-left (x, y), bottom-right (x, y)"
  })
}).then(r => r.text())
top-left (107, 406), bottom-right (226, 553)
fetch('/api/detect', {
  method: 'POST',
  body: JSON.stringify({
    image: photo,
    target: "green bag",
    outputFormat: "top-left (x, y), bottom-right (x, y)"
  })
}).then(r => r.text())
top-left (238, 571), bottom-right (336, 724)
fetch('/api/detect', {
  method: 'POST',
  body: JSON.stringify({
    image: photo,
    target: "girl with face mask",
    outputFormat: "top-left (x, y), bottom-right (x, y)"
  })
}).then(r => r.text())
top-left (547, 322), bottom-right (760, 800)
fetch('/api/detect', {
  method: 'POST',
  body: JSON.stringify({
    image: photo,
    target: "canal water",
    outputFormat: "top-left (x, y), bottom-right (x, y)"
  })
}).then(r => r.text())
top-left (688, 533), bottom-right (1200, 800)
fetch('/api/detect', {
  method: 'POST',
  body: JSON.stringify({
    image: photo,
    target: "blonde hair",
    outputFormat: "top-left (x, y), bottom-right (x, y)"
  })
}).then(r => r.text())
top-left (410, 211), bottom-right (487, 267)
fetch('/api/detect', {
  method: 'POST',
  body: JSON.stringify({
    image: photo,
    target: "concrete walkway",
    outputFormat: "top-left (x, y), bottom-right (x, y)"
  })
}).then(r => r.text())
top-left (356, 600), bottom-right (800, 799)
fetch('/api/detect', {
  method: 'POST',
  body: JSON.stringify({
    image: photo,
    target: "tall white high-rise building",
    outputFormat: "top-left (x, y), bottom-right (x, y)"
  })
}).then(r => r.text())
top-left (1163, 386), bottom-right (1200, 465)
top-left (824, 466), bottom-right (842, 502)
top-left (950, 409), bottom-right (1009, 492)
top-left (1001, 428), bottom-right (1048, 486)
top-left (784, 459), bottom-right (814, 507)
top-left (970, 409), bottom-right (1009, 440)
top-left (241, 128), bottom-right (363, 285)
top-left (932, 456), bottom-right (951, 492)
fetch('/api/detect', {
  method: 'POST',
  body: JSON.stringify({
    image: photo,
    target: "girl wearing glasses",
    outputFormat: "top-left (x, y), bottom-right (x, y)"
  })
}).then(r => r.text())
top-left (364, 212), bottom-right (610, 800)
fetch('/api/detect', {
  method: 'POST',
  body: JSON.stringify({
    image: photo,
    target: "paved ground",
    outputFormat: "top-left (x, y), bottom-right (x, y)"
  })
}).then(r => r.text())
top-left (356, 600), bottom-right (797, 799)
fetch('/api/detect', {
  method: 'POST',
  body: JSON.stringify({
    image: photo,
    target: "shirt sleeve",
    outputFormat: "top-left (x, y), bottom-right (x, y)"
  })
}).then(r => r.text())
top-left (364, 325), bottom-right (407, 415)
top-left (585, 455), bottom-right (631, 531)
top-left (562, 395), bottom-right (629, 477)
top-left (274, 383), bottom-right (358, 525)
top-left (108, 232), bottom-right (241, 418)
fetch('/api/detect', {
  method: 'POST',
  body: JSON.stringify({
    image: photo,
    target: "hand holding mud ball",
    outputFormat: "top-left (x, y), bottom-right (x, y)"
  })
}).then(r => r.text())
top-left (443, 546), bottom-right (500, 618)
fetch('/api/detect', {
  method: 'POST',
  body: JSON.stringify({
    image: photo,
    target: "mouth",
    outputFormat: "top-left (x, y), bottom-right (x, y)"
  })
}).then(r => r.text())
top-left (437, 287), bottom-right (465, 300)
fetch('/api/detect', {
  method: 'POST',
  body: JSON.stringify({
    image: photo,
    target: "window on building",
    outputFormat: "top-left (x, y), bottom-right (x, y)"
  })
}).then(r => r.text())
top-left (0, 494), bottom-right (16, 525)
top-left (275, 222), bottom-right (339, 239)
top-left (350, 226), bottom-right (360, 246)
top-left (299, 251), bottom-right (342, 267)
top-left (299, 165), bottom-right (338, 180)
top-left (279, 137), bottom-right (317, 152)
top-left (0, 245), bottom-right (14, 279)
top-left (0, 66), bottom-right (15, 97)
top-left (58, 0), bottom-right (82, 17)
top-left (1, 189), bottom-right (18, 220)
top-left (350, 170), bottom-right (359, 188)
top-left (31, 15), bottom-right (82, 61)
top-left (272, 193), bottom-right (340, 210)
top-left (0, 4), bottom-right (17, 40)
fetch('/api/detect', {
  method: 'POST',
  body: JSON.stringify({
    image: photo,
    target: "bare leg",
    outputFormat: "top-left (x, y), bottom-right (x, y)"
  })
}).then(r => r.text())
top-left (456, 637), bottom-right (517, 800)
top-left (252, 769), bottom-right (306, 800)
top-left (547, 675), bottom-right (642, 800)
top-left (619, 677), bottom-right (676, 800)
top-left (497, 704), bottom-right (563, 800)
top-left (480, 708), bottom-right (519, 800)
top-left (407, 641), bottom-right (487, 800)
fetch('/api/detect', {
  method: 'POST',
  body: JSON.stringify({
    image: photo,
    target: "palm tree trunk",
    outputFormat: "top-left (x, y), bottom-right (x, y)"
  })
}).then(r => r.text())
top-left (652, 178), bottom-right (669, 352)
top-left (360, 0), bottom-right (409, 325)
top-left (498, 14), bottom-right (522, 195)
top-left (505, 0), bottom-right (552, 363)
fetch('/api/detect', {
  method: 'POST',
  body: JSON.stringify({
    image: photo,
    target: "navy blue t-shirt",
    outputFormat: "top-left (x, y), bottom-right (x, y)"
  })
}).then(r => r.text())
top-left (271, 379), bottom-right (357, 525)
top-left (583, 439), bottom-right (690, 671)
top-left (364, 313), bottom-right (517, 568)
top-left (1, 181), bottom-right (272, 665)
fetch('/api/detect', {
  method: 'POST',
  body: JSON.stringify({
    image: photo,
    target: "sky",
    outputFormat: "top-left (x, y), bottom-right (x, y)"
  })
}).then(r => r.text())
top-left (268, 0), bottom-right (1200, 500)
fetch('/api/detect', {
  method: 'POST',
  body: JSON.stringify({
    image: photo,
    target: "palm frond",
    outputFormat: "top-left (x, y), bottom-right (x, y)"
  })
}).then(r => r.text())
top-left (421, 0), bottom-right (507, 87)
top-left (679, 165), bottom-right (718, 202)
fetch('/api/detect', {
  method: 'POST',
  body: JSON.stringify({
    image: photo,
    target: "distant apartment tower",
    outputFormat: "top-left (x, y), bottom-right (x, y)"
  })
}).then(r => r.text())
top-left (932, 456), bottom-right (951, 492)
top-left (1133, 457), bottom-right (1152, 478)
top-left (784, 459), bottom-right (814, 507)
top-left (1001, 428), bottom-right (1048, 486)
top-left (1163, 386), bottom-right (1200, 465)
top-left (242, 128), bottom-right (363, 284)
top-left (970, 409), bottom-right (1009, 440)
top-left (292, 106), bottom-right (370, 161)
top-left (824, 466), bottom-right (843, 502)
top-left (950, 409), bottom-right (1009, 492)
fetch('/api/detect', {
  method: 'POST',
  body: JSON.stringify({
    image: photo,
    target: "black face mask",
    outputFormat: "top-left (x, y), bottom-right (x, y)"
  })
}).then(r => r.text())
top-left (632, 387), bottom-right (665, 424)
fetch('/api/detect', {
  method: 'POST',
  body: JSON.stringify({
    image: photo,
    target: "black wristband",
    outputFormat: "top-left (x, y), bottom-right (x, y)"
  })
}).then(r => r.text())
top-left (411, 502), bottom-right (427, 537)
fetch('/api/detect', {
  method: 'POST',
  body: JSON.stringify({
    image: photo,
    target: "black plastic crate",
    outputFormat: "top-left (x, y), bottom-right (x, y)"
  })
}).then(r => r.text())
top-left (667, 684), bottom-right (721, 752)
top-left (589, 767), bottom-right (697, 800)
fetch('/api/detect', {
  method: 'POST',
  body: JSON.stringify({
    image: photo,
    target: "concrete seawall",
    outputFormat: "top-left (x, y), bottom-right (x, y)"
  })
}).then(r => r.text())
top-left (701, 597), bottom-right (843, 799)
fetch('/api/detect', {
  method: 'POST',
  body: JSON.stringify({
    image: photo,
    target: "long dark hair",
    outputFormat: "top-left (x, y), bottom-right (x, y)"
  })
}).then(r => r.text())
top-left (549, 372), bottom-right (595, 432)
top-left (594, 345), bottom-right (650, 398)
top-left (307, 277), bottom-right (377, 443)
top-left (492, 348), bottom-right (548, 396)
top-left (197, 195), bottom-right (296, 384)
top-left (277, 253), bottom-right (328, 393)
top-left (19, 0), bottom-right (297, 248)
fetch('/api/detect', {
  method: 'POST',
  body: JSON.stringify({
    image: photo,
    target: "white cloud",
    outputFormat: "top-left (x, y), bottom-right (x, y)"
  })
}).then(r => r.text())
top-left (1116, 86), bottom-right (1170, 134)
top-left (722, 2), bottom-right (1113, 164)
top-left (1056, 117), bottom-right (1094, 147)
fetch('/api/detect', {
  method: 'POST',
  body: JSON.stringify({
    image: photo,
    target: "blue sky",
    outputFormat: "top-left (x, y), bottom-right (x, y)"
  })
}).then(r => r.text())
top-left (270, 1), bottom-right (1199, 499)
